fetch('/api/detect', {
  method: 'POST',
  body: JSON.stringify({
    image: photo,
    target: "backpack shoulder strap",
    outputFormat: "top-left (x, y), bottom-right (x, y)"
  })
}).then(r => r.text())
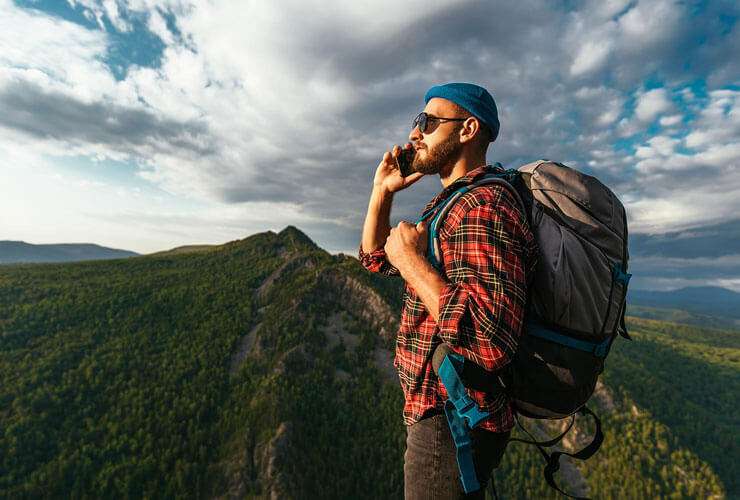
top-left (418, 171), bottom-right (525, 271)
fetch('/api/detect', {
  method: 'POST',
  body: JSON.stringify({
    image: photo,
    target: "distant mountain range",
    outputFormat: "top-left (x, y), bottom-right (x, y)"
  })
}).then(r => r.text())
top-left (0, 241), bottom-right (139, 264)
top-left (628, 286), bottom-right (740, 324)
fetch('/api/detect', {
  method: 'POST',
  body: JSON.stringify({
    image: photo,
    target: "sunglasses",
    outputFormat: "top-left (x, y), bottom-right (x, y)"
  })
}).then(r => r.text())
top-left (412, 112), bottom-right (467, 133)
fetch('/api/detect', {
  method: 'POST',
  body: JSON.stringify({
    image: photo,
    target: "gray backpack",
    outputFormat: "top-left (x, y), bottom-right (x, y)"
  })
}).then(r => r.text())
top-left (428, 160), bottom-right (631, 498)
top-left (507, 159), bottom-right (631, 417)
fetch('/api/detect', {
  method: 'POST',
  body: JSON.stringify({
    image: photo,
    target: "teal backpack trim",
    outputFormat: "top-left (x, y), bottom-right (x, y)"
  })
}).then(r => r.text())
top-left (416, 168), bottom-right (523, 273)
top-left (526, 320), bottom-right (613, 358)
top-left (437, 352), bottom-right (490, 493)
top-left (612, 262), bottom-right (632, 285)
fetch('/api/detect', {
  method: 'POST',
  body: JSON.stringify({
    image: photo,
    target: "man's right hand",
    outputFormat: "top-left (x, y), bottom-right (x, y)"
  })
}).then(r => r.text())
top-left (373, 143), bottom-right (425, 194)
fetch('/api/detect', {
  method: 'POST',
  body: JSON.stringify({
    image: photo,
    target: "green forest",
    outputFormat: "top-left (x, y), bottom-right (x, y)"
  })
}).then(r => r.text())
top-left (1, 227), bottom-right (737, 498)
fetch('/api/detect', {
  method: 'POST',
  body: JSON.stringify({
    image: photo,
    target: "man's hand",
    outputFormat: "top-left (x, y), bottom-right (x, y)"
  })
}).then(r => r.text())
top-left (374, 144), bottom-right (425, 194)
top-left (384, 220), bottom-right (428, 275)
top-left (386, 220), bottom-right (446, 322)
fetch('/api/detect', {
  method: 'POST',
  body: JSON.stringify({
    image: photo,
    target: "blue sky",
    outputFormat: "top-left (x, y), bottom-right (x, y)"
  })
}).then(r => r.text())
top-left (1, 0), bottom-right (739, 290)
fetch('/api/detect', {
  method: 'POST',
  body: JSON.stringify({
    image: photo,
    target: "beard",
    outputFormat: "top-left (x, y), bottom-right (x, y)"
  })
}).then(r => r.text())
top-left (412, 130), bottom-right (463, 175)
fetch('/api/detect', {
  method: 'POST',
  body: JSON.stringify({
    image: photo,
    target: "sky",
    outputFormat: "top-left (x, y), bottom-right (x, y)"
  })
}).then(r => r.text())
top-left (1, 0), bottom-right (738, 291)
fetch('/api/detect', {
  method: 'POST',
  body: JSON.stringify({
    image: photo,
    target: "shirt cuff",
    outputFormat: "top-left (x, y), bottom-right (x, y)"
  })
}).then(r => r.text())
top-left (358, 243), bottom-right (400, 275)
top-left (358, 243), bottom-right (385, 259)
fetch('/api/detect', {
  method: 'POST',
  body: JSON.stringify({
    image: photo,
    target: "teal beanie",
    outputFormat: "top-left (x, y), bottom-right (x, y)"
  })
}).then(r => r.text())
top-left (424, 82), bottom-right (500, 142)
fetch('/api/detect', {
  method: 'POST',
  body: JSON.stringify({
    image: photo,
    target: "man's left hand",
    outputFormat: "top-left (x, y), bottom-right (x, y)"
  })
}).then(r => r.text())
top-left (385, 221), bottom-right (428, 275)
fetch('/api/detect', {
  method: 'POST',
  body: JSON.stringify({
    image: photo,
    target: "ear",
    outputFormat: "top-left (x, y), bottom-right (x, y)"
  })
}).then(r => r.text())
top-left (459, 116), bottom-right (479, 144)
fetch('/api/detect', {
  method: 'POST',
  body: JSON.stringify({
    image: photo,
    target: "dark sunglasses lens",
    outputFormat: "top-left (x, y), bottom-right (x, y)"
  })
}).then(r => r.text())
top-left (414, 113), bottom-right (427, 133)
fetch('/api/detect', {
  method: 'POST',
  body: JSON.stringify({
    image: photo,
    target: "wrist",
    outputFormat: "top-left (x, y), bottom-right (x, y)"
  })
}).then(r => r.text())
top-left (398, 252), bottom-right (425, 279)
top-left (373, 183), bottom-right (393, 197)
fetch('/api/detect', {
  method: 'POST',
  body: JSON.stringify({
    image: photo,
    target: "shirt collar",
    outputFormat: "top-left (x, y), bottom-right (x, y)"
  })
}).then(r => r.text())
top-left (423, 163), bottom-right (504, 213)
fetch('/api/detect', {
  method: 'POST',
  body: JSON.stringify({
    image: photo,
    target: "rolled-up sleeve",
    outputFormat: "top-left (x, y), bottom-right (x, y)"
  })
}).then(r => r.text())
top-left (358, 244), bottom-right (401, 276)
top-left (436, 197), bottom-right (530, 372)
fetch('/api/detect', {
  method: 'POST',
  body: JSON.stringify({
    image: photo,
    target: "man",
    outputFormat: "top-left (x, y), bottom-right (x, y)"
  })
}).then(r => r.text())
top-left (358, 83), bottom-right (538, 499)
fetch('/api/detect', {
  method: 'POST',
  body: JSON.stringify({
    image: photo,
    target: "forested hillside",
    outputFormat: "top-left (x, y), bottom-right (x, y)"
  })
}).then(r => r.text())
top-left (0, 227), bottom-right (736, 498)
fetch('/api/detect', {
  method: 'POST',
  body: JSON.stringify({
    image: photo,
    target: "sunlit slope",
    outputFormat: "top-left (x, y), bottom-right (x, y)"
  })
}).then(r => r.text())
top-left (599, 317), bottom-right (738, 498)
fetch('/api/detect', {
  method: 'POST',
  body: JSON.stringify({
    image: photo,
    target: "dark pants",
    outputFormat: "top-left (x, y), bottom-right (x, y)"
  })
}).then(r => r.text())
top-left (404, 414), bottom-right (510, 500)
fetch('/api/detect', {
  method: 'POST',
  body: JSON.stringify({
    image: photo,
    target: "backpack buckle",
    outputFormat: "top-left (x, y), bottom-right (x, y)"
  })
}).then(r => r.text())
top-left (451, 395), bottom-right (490, 428)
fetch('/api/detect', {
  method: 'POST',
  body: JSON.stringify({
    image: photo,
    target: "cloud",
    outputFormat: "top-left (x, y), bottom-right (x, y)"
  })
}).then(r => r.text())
top-left (631, 219), bottom-right (740, 259)
top-left (570, 40), bottom-right (613, 77)
top-left (634, 88), bottom-right (673, 122)
top-left (685, 89), bottom-right (740, 148)
top-left (630, 254), bottom-right (740, 280)
top-left (0, 77), bottom-right (212, 156)
top-left (0, 1), bottom-right (111, 96)
top-left (629, 276), bottom-right (740, 293)
top-left (1, 0), bottom-right (739, 273)
top-left (617, 0), bottom-right (682, 48)
top-left (659, 114), bottom-right (682, 127)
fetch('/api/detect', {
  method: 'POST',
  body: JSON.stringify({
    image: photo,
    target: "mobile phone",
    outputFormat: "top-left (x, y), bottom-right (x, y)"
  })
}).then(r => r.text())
top-left (395, 148), bottom-right (416, 177)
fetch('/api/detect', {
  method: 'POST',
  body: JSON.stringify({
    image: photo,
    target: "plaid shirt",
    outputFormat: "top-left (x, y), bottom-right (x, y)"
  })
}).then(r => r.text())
top-left (358, 164), bottom-right (538, 432)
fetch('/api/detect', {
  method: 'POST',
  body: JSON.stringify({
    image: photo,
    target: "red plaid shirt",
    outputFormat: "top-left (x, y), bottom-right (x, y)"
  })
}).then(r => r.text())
top-left (358, 164), bottom-right (538, 432)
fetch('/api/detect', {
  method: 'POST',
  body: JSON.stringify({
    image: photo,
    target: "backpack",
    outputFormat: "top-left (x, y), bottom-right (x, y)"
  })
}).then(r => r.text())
top-left (419, 160), bottom-right (631, 498)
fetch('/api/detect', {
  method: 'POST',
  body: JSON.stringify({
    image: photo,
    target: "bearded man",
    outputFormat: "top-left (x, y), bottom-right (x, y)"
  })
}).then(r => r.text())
top-left (358, 83), bottom-right (538, 499)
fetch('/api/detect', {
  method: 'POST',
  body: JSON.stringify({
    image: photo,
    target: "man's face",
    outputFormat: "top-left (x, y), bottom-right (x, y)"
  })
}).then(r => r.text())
top-left (408, 98), bottom-right (465, 176)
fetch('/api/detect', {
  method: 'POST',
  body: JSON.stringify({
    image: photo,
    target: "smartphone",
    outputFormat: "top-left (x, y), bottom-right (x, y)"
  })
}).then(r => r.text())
top-left (395, 148), bottom-right (416, 177)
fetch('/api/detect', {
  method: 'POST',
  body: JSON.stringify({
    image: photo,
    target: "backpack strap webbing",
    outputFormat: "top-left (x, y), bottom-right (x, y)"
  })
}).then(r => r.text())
top-left (416, 171), bottom-right (526, 273)
top-left (435, 348), bottom-right (491, 493)
top-left (510, 406), bottom-right (603, 500)
top-left (509, 412), bottom-right (576, 447)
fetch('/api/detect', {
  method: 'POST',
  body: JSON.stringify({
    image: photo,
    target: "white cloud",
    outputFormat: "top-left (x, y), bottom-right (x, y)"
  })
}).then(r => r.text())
top-left (635, 135), bottom-right (679, 159)
top-left (635, 88), bottom-right (673, 122)
top-left (1, 0), bottom-right (739, 259)
top-left (617, 117), bottom-right (641, 137)
top-left (570, 40), bottom-right (613, 76)
top-left (617, 0), bottom-right (682, 49)
top-left (685, 89), bottom-right (740, 148)
top-left (147, 8), bottom-right (174, 45)
top-left (0, 2), bottom-right (116, 101)
top-left (68, 0), bottom-right (132, 31)
top-left (574, 86), bottom-right (626, 127)
top-left (629, 276), bottom-right (740, 293)
top-left (624, 89), bottom-right (740, 234)
top-left (659, 114), bottom-right (682, 127)
top-left (589, 0), bottom-right (632, 21)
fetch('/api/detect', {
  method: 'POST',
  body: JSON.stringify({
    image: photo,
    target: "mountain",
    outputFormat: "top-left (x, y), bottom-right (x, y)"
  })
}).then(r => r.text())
top-left (0, 240), bottom-right (139, 264)
top-left (0, 226), bottom-right (735, 498)
top-left (629, 286), bottom-right (740, 327)
top-left (148, 244), bottom-right (217, 257)
top-left (626, 304), bottom-right (740, 330)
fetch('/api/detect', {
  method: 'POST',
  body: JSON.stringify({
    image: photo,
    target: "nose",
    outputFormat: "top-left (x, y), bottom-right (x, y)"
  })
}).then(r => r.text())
top-left (409, 125), bottom-right (422, 143)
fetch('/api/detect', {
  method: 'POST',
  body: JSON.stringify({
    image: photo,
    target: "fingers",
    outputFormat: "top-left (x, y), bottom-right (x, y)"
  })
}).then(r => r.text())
top-left (407, 172), bottom-right (425, 182)
top-left (382, 146), bottom-right (401, 167)
top-left (384, 144), bottom-right (409, 161)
